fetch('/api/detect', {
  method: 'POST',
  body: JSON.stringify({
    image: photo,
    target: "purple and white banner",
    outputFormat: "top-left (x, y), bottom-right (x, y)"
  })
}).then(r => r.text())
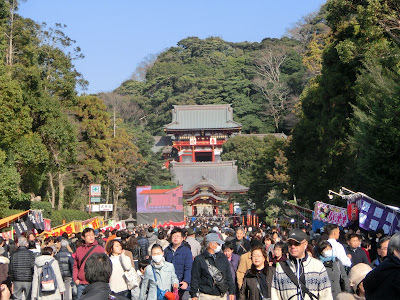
top-left (355, 196), bottom-right (400, 235)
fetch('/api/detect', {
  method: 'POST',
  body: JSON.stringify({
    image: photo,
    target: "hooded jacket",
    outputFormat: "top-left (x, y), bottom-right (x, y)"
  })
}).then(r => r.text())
top-left (72, 240), bottom-right (105, 284)
top-left (138, 259), bottom-right (179, 300)
top-left (364, 254), bottom-right (400, 299)
top-left (31, 255), bottom-right (66, 300)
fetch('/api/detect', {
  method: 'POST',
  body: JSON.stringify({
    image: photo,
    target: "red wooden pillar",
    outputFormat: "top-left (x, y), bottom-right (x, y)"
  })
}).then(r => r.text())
top-left (192, 206), bottom-right (195, 216)
top-left (192, 146), bottom-right (195, 162)
top-left (212, 145), bottom-right (215, 162)
top-left (215, 206), bottom-right (218, 215)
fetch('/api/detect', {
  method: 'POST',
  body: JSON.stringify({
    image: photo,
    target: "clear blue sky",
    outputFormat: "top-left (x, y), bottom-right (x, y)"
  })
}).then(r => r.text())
top-left (19, 0), bottom-right (326, 95)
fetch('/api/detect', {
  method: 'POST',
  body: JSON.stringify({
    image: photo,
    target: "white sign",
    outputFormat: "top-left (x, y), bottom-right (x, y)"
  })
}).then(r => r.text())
top-left (100, 204), bottom-right (113, 211)
top-left (90, 184), bottom-right (101, 196)
top-left (210, 138), bottom-right (217, 145)
top-left (190, 137), bottom-right (197, 145)
top-left (88, 205), bottom-right (100, 212)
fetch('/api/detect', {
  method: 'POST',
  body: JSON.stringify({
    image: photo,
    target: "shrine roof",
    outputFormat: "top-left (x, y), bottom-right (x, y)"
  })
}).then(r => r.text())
top-left (170, 161), bottom-right (249, 193)
top-left (164, 104), bottom-right (242, 130)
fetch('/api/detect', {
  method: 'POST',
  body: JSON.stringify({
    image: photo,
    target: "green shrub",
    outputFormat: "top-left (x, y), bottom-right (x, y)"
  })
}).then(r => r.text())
top-left (50, 210), bottom-right (99, 227)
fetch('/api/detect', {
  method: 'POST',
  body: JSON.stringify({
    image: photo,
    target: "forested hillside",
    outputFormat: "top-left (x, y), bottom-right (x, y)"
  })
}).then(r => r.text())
top-left (112, 36), bottom-right (307, 135)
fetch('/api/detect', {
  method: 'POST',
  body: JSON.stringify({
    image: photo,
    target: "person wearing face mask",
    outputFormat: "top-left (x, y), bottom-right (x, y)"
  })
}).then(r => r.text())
top-left (364, 232), bottom-right (400, 299)
top-left (139, 244), bottom-right (179, 300)
top-left (190, 233), bottom-right (235, 300)
top-left (317, 240), bottom-right (351, 299)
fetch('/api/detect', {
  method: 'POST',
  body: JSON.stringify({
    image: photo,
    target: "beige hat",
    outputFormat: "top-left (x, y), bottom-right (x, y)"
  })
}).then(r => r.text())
top-left (348, 263), bottom-right (372, 293)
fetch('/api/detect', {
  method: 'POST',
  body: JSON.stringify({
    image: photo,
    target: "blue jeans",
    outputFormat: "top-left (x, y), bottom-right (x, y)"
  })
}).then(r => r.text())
top-left (77, 284), bottom-right (88, 299)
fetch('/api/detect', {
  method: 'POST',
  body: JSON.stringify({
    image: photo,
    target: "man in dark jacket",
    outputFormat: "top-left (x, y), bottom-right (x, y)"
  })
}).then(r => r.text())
top-left (164, 227), bottom-right (193, 300)
top-left (190, 233), bottom-right (235, 300)
top-left (364, 232), bottom-right (400, 299)
top-left (9, 236), bottom-right (35, 300)
top-left (345, 234), bottom-right (370, 268)
top-left (80, 253), bottom-right (128, 300)
top-left (372, 235), bottom-right (390, 267)
top-left (232, 228), bottom-right (251, 256)
top-left (55, 238), bottom-right (74, 300)
top-left (137, 230), bottom-right (149, 260)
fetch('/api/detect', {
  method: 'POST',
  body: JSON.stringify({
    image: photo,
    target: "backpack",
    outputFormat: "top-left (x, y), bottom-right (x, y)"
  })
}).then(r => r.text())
top-left (40, 259), bottom-right (58, 293)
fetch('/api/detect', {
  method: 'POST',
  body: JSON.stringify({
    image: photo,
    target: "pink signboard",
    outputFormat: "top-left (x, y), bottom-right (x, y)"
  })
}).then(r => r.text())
top-left (314, 201), bottom-right (348, 227)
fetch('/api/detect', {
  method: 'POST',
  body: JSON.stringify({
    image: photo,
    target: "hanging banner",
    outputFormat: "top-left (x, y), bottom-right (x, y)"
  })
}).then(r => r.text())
top-left (43, 219), bottom-right (51, 232)
top-left (82, 216), bottom-right (104, 230)
top-left (100, 220), bottom-right (126, 232)
top-left (28, 211), bottom-right (44, 230)
top-left (314, 201), bottom-right (348, 227)
top-left (48, 221), bottom-right (83, 237)
top-left (356, 197), bottom-right (400, 235)
top-left (13, 215), bottom-right (35, 237)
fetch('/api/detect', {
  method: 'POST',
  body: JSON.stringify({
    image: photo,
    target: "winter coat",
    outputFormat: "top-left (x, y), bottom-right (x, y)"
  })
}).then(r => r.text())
top-left (164, 243), bottom-right (193, 289)
top-left (55, 247), bottom-right (74, 279)
top-left (157, 239), bottom-right (170, 250)
top-left (237, 251), bottom-right (252, 288)
top-left (345, 246), bottom-right (370, 267)
top-left (72, 241), bottom-right (105, 284)
top-left (130, 245), bottom-right (141, 260)
top-left (0, 256), bottom-right (9, 285)
top-left (232, 238), bottom-right (251, 256)
top-left (146, 233), bottom-right (158, 251)
top-left (137, 236), bottom-right (149, 259)
top-left (227, 253), bottom-right (240, 283)
top-left (9, 246), bottom-right (35, 282)
top-left (185, 236), bottom-right (201, 257)
top-left (190, 250), bottom-right (235, 297)
top-left (80, 282), bottom-right (129, 300)
top-left (320, 257), bottom-right (351, 299)
top-left (239, 265), bottom-right (274, 300)
top-left (31, 255), bottom-right (66, 300)
top-left (139, 260), bottom-right (179, 300)
top-left (109, 254), bottom-right (132, 293)
top-left (364, 254), bottom-right (400, 300)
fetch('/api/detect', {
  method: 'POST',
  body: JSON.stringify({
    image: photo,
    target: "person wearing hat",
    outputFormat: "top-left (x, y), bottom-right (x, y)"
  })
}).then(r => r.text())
top-left (185, 228), bottom-right (201, 258)
top-left (342, 263), bottom-right (371, 300)
top-left (190, 233), bottom-right (235, 300)
top-left (271, 228), bottom-right (333, 300)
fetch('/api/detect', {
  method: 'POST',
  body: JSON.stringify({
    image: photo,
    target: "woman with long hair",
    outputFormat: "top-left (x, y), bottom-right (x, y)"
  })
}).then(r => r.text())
top-left (239, 246), bottom-right (274, 300)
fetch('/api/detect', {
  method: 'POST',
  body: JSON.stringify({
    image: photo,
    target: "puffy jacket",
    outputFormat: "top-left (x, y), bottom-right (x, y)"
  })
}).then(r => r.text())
top-left (137, 236), bottom-right (149, 259)
top-left (190, 250), bottom-right (235, 297)
top-left (80, 282), bottom-right (129, 300)
top-left (55, 247), bottom-right (74, 279)
top-left (73, 241), bottom-right (105, 284)
top-left (0, 256), bottom-right (9, 286)
top-left (9, 246), bottom-right (35, 282)
top-left (164, 243), bottom-right (193, 289)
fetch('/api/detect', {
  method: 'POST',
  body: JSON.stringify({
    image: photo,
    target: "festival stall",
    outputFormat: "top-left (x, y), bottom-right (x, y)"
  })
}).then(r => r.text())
top-left (313, 201), bottom-right (349, 231)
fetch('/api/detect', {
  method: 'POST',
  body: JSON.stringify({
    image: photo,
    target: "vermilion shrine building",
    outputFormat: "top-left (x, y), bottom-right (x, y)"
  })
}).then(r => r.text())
top-left (163, 104), bottom-right (249, 216)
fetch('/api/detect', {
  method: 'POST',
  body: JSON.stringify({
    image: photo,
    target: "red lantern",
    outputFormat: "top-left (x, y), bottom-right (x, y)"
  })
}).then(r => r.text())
top-left (347, 203), bottom-right (358, 221)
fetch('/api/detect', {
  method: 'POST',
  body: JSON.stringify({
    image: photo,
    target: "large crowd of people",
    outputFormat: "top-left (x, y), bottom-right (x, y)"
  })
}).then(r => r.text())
top-left (0, 222), bottom-right (399, 300)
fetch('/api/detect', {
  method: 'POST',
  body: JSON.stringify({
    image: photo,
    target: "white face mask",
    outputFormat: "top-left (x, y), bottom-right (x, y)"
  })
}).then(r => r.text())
top-left (323, 250), bottom-right (333, 258)
top-left (152, 255), bottom-right (163, 263)
top-left (214, 245), bottom-right (222, 253)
